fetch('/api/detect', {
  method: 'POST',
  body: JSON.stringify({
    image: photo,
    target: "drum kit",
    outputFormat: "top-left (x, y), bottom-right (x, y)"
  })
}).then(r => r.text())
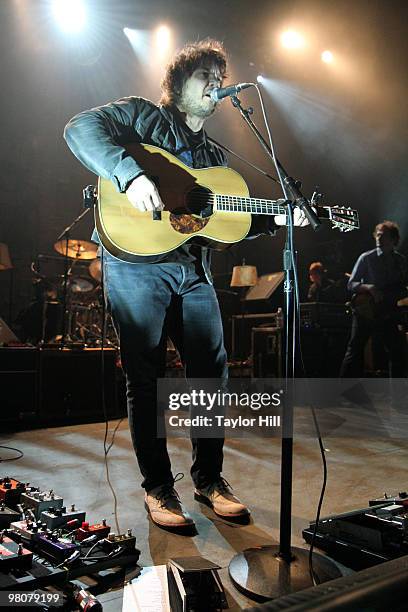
top-left (29, 239), bottom-right (117, 347)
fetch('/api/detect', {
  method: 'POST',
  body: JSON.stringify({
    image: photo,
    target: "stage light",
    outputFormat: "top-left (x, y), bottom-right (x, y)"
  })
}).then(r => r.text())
top-left (281, 30), bottom-right (305, 50)
top-left (321, 50), bottom-right (334, 64)
top-left (52, 0), bottom-right (86, 33)
top-left (257, 75), bottom-right (265, 84)
top-left (155, 25), bottom-right (171, 54)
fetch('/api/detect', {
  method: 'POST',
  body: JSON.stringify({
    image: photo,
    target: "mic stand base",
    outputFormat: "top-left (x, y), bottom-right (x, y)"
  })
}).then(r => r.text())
top-left (228, 545), bottom-right (344, 603)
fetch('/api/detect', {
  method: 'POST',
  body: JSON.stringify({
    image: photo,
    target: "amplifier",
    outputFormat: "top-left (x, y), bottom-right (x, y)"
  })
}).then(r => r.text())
top-left (231, 312), bottom-right (278, 360)
top-left (39, 348), bottom-right (123, 422)
top-left (252, 326), bottom-right (349, 378)
top-left (251, 327), bottom-right (282, 378)
top-left (0, 347), bottom-right (38, 424)
top-left (300, 302), bottom-right (351, 329)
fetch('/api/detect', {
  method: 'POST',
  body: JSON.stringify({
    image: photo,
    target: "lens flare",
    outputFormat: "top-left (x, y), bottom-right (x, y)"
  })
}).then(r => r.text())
top-left (321, 50), bottom-right (334, 64)
top-left (281, 30), bottom-right (305, 50)
top-left (52, 0), bottom-right (86, 33)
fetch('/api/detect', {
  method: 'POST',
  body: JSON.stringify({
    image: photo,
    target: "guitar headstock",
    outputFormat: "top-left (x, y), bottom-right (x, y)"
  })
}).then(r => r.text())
top-left (322, 206), bottom-right (360, 232)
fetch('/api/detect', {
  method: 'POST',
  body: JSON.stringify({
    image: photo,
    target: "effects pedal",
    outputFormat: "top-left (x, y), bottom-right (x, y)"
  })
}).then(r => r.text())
top-left (20, 489), bottom-right (64, 519)
top-left (40, 505), bottom-right (86, 530)
top-left (369, 492), bottom-right (408, 507)
top-left (10, 518), bottom-right (47, 541)
top-left (0, 535), bottom-right (33, 572)
top-left (0, 477), bottom-right (26, 506)
top-left (36, 533), bottom-right (79, 561)
top-left (76, 520), bottom-right (110, 542)
top-left (101, 530), bottom-right (136, 552)
top-left (0, 502), bottom-right (21, 528)
top-left (167, 556), bottom-right (228, 611)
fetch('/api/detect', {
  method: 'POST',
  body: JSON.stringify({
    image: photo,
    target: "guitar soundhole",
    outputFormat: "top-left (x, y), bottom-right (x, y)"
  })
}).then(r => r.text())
top-left (186, 186), bottom-right (213, 218)
top-left (168, 186), bottom-right (213, 235)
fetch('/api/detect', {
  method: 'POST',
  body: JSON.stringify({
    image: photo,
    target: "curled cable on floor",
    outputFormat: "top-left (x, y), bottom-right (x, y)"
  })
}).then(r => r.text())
top-left (0, 445), bottom-right (24, 462)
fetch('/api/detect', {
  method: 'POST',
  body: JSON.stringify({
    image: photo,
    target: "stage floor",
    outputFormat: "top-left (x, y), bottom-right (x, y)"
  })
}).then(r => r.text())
top-left (2, 420), bottom-right (408, 610)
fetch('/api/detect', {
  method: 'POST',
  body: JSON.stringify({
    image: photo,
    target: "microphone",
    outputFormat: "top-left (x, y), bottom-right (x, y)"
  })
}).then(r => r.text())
top-left (210, 82), bottom-right (254, 102)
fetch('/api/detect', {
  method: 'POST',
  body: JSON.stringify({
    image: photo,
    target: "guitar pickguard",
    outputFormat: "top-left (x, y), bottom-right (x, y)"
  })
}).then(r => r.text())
top-left (169, 213), bottom-right (210, 234)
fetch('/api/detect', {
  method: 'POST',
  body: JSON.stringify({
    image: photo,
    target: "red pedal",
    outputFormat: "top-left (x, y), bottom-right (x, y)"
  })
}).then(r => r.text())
top-left (76, 520), bottom-right (110, 541)
top-left (0, 536), bottom-right (33, 571)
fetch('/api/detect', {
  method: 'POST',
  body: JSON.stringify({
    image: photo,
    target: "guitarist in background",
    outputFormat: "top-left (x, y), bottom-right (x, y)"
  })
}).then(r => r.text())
top-left (64, 39), bottom-right (308, 532)
top-left (340, 220), bottom-right (407, 378)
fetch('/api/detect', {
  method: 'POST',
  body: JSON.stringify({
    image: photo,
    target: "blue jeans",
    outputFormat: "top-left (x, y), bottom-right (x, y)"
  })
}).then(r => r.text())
top-left (102, 250), bottom-right (228, 492)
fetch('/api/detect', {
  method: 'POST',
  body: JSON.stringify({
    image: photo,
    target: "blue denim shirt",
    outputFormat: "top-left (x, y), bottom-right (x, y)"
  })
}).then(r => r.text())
top-left (64, 97), bottom-right (276, 282)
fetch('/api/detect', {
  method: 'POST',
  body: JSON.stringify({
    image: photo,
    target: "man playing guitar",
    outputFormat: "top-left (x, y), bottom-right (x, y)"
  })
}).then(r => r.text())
top-left (340, 220), bottom-right (407, 378)
top-left (64, 39), bottom-right (308, 531)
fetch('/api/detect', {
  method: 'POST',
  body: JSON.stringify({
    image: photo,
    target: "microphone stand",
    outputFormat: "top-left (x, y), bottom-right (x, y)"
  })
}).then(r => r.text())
top-left (227, 96), bottom-right (343, 600)
top-left (54, 187), bottom-right (96, 349)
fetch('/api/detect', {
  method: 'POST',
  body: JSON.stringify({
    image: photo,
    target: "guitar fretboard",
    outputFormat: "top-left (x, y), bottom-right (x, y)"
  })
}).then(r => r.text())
top-left (215, 195), bottom-right (285, 215)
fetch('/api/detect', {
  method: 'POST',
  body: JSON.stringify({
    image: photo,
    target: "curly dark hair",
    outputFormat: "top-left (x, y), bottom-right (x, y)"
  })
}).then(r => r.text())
top-left (159, 38), bottom-right (228, 107)
top-left (373, 220), bottom-right (400, 245)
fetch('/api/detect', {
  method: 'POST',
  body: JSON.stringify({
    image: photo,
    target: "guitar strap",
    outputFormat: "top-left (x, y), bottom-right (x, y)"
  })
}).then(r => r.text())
top-left (206, 136), bottom-right (279, 185)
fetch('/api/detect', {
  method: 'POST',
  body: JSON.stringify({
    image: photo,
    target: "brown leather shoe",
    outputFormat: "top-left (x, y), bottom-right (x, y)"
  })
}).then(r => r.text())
top-left (145, 483), bottom-right (195, 529)
top-left (194, 477), bottom-right (250, 518)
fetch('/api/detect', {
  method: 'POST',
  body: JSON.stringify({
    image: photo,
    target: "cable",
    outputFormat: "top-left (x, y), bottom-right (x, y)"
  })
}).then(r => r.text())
top-left (254, 84), bottom-right (329, 586)
top-left (0, 445), bottom-right (24, 462)
top-left (99, 248), bottom-right (121, 536)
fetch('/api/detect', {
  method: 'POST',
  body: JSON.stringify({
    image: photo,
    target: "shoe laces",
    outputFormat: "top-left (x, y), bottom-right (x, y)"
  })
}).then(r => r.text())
top-left (207, 476), bottom-right (232, 496)
top-left (155, 472), bottom-right (184, 506)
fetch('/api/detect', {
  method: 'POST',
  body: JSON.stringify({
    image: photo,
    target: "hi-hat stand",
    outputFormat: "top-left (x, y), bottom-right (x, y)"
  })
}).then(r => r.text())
top-left (227, 92), bottom-right (344, 601)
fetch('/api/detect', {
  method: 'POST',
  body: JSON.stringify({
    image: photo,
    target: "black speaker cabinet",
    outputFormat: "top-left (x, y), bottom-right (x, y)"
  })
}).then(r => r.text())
top-left (251, 326), bottom-right (349, 378)
top-left (232, 312), bottom-right (278, 360)
top-left (251, 327), bottom-right (283, 378)
top-left (0, 347), bottom-right (38, 425)
top-left (39, 348), bottom-right (120, 422)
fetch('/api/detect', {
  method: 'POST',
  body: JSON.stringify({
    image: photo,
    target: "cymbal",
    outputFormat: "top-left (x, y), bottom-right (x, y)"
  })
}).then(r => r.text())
top-left (89, 258), bottom-right (102, 283)
top-left (54, 239), bottom-right (97, 260)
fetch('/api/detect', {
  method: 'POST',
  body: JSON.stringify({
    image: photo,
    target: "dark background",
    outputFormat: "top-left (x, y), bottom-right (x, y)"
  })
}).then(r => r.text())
top-left (1, 0), bottom-right (407, 325)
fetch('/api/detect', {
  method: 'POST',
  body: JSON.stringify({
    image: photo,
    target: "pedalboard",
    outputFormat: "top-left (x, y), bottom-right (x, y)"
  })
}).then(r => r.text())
top-left (303, 488), bottom-right (408, 569)
top-left (0, 474), bottom-right (140, 596)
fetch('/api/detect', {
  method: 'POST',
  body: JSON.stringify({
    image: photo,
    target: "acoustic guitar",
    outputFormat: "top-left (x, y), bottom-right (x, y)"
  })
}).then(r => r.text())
top-left (95, 144), bottom-right (359, 262)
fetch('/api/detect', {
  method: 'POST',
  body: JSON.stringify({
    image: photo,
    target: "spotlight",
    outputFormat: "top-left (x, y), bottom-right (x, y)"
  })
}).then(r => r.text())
top-left (257, 75), bottom-right (265, 84)
top-left (281, 30), bottom-right (305, 50)
top-left (321, 50), bottom-right (334, 64)
top-left (155, 25), bottom-right (171, 54)
top-left (52, 0), bottom-right (86, 33)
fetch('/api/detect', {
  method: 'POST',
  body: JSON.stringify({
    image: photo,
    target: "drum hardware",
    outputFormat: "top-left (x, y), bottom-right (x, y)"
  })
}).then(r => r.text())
top-left (54, 197), bottom-right (95, 347)
top-left (67, 303), bottom-right (118, 348)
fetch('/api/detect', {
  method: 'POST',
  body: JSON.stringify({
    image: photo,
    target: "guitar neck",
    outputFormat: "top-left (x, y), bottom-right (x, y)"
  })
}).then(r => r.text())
top-left (215, 195), bottom-right (331, 219)
top-left (216, 194), bottom-right (285, 215)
